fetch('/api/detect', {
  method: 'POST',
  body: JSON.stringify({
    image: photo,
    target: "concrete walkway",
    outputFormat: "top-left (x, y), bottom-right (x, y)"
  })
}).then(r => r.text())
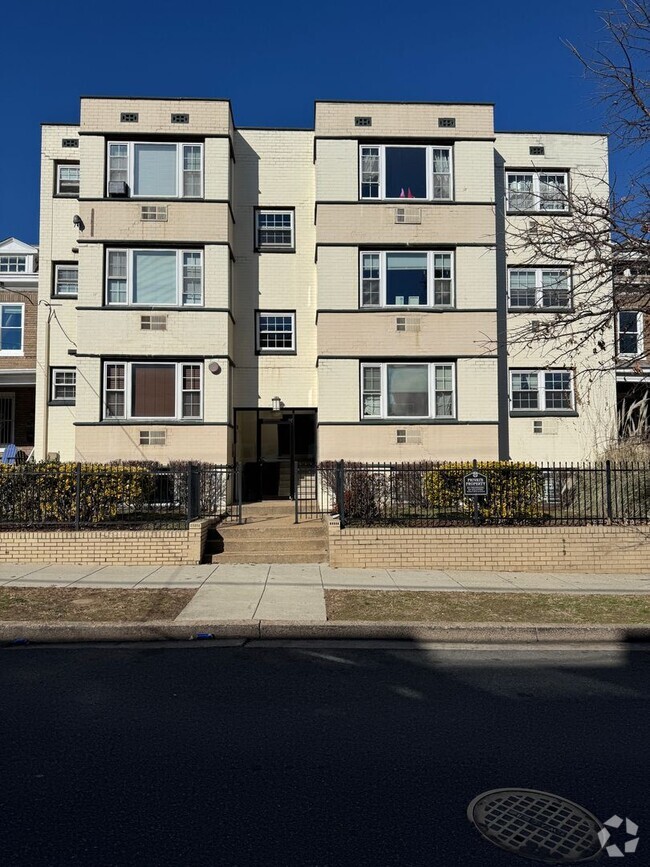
top-left (1, 562), bottom-right (649, 622)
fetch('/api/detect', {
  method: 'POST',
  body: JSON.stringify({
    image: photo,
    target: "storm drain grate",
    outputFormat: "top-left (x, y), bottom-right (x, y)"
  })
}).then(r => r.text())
top-left (467, 788), bottom-right (604, 863)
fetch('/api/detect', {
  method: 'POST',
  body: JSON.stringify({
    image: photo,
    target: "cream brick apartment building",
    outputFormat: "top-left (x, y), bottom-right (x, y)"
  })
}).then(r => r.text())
top-left (36, 97), bottom-right (617, 496)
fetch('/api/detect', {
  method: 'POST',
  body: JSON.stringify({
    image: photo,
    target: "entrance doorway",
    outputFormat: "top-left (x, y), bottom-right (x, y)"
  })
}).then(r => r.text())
top-left (234, 408), bottom-right (317, 502)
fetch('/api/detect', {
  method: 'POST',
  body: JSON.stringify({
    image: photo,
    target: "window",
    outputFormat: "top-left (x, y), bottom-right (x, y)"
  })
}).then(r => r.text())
top-left (54, 264), bottom-right (78, 297)
top-left (360, 145), bottom-right (453, 201)
top-left (0, 256), bottom-right (26, 274)
top-left (506, 171), bottom-right (568, 212)
top-left (361, 362), bottom-right (455, 419)
top-left (107, 142), bottom-right (203, 198)
top-left (508, 268), bottom-right (570, 309)
top-left (56, 164), bottom-right (80, 195)
top-left (255, 210), bottom-right (295, 250)
top-left (256, 312), bottom-right (295, 353)
top-left (510, 369), bottom-right (574, 412)
top-left (618, 311), bottom-right (644, 357)
top-left (51, 369), bottom-right (76, 403)
top-left (0, 304), bottom-right (23, 354)
top-left (103, 362), bottom-right (202, 420)
top-left (360, 251), bottom-right (453, 308)
top-left (105, 249), bottom-right (203, 306)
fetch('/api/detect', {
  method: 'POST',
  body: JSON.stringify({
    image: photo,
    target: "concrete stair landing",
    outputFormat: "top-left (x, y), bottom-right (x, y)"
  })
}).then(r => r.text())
top-left (209, 500), bottom-right (327, 564)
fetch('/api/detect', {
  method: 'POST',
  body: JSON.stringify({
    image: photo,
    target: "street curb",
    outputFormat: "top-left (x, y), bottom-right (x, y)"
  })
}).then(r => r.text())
top-left (1, 620), bottom-right (650, 645)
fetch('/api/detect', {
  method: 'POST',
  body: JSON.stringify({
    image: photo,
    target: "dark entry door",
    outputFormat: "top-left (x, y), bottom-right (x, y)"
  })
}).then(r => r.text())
top-left (259, 416), bottom-right (293, 499)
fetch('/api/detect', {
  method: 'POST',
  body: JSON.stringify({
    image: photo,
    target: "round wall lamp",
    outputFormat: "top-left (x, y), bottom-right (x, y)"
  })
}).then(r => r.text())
top-left (208, 361), bottom-right (222, 375)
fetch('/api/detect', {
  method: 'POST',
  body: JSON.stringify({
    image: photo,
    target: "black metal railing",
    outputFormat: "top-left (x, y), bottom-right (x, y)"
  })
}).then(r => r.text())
top-left (0, 463), bottom-right (242, 530)
top-left (294, 462), bottom-right (332, 522)
top-left (314, 461), bottom-right (650, 528)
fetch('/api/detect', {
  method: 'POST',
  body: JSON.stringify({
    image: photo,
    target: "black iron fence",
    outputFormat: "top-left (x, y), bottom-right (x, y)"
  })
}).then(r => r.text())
top-left (0, 463), bottom-right (241, 530)
top-left (303, 461), bottom-right (650, 528)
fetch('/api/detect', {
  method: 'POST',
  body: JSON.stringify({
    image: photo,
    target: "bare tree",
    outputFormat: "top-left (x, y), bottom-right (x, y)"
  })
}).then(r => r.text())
top-left (504, 1), bottom-right (650, 375)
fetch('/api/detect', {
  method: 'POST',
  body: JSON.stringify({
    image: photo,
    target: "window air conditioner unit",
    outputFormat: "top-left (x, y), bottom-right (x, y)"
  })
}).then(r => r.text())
top-left (108, 181), bottom-right (129, 198)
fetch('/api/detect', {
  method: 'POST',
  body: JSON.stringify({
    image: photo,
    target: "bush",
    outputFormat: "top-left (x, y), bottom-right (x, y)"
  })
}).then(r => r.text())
top-left (0, 462), bottom-right (156, 526)
top-left (423, 461), bottom-right (546, 524)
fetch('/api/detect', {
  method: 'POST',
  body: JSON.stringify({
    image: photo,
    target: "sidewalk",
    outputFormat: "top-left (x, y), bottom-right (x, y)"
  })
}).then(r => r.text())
top-left (1, 562), bottom-right (649, 622)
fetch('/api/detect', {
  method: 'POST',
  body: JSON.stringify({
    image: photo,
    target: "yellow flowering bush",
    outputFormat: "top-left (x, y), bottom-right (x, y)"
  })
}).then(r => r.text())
top-left (423, 461), bottom-right (546, 523)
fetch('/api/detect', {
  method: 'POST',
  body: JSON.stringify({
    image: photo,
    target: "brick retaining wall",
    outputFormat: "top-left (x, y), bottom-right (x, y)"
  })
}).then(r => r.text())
top-left (327, 520), bottom-right (650, 573)
top-left (0, 519), bottom-right (214, 565)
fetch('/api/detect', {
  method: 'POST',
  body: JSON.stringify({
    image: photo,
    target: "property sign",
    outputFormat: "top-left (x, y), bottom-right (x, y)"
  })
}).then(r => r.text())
top-left (463, 471), bottom-right (488, 497)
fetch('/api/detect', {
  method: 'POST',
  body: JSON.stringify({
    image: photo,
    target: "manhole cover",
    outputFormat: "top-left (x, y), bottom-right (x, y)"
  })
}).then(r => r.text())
top-left (467, 788), bottom-right (604, 863)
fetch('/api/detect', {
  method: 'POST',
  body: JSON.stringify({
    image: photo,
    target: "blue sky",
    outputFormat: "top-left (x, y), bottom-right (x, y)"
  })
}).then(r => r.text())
top-left (0, 0), bottom-right (629, 243)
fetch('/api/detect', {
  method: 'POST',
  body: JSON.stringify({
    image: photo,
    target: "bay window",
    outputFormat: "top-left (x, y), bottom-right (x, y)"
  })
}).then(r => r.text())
top-left (103, 361), bottom-right (203, 420)
top-left (510, 369), bottom-right (574, 412)
top-left (506, 171), bottom-right (568, 212)
top-left (361, 362), bottom-right (456, 419)
top-left (508, 268), bottom-right (571, 309)
top-left (360, 251), bottom-right (453, 307)
top-left (105, 249), bottom-right (202, 306)
top-left (360, 145), bottom-right (453, 201)
top-left (107, 142), bottom-right (203, 198)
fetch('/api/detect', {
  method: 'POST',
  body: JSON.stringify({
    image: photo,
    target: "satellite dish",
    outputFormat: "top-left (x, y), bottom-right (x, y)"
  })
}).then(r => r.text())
top-left (208, 361), bottom-right (222, 375)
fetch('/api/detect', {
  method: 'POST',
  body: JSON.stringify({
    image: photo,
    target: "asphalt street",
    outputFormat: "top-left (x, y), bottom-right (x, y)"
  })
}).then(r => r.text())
top-left (0, 641), bottom-right (648, 866)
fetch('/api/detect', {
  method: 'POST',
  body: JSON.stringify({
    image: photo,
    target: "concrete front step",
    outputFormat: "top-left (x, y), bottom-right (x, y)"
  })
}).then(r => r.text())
top-left (212, 552), bottom-right (326, 564)
top-left (220, 525), bottom-right (326, 540)
top-left (218, 540), bottom-right (327, 555)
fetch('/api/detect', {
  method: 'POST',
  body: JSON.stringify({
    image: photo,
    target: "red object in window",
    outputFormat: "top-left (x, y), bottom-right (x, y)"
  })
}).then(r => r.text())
top-left (407, 188), bottom-right (414, 198)
top-left (400, 188), bottom-right (405, 198)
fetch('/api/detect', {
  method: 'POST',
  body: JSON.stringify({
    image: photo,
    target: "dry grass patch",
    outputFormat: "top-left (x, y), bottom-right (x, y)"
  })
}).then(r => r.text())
top-left (0, 588), bottom-right (195, 622)
top-left (325, 590), bottom-right (650, 624)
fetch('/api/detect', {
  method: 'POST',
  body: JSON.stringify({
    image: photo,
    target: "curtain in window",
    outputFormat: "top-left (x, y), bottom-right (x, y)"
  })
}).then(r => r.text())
top-left (133, 251), bottom-right (176, 304)
top-left (387, 365), bottom-right (429, 416)
top-left (134, 144), bottom-right (177, 196)
top-left (131, 364), bottom-right (176, 417)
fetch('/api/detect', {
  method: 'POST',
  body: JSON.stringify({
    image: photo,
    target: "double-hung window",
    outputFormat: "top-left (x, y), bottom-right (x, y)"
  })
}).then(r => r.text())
top-left (54, 264), bottom-right (78, 298)
top-left (361, 362), bottom-right (455, 419)
top-left (105, 249), bottom-right (203, 306)
top-left (56, 164), bottom-right (80, 195)
top-left (256, 311), bottom-right (295, 353)
top-left (0, 304), bottom-right (23, 355)
top-left (506, 171), bottom-right (568, 212)
top-left (107, 142), bottom-right (203, 198)
top-left (255, 210), bottom-right (295, 251)
top-left (51, 369), bottom-right (76, 403)
top-left (103, 361), bottom-right (203, 420)
top-left (508, 268), bottom-right (571, 309)
top-left (360, 145), bottom-right (453, 200)
top-left (618, 311), bottom-right (644, 357)
top-left (510, 369), bottom-right (574, 412)
top-left (361, 251), bottom-right (453, 307)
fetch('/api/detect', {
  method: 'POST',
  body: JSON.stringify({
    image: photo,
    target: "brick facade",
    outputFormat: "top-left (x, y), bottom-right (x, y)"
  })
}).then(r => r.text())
top-left (327, 520), bottom-right (650, 573)
top-left (0, 518), bottom-right (213, 565)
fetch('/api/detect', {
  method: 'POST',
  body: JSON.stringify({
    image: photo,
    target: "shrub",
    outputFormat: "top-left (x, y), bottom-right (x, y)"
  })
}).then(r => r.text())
top-left (423, 461), bottom-right (546, 524)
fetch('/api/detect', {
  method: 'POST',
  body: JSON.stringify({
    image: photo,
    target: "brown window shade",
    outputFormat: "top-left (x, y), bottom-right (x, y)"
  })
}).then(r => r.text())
top-left (131, 364), bottom-right (176, 417)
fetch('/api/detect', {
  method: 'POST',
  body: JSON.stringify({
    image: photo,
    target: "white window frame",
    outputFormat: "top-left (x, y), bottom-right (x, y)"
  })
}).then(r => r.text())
top-left (51, 368), bottom-right (76, 403)
top-left (256, 311), bottom-right (296, 353)
top-left (508, 267), bottom-right (571, 310)
top-left (106, 142), bottom-right (204, 199)
top-left (509, 369), bottom-right (575, 413)
top-left (102, 361), bottom-right (203, 421)
top-left (360, 362), bottom-right (456, 420)
top-left (104, 249), bottom-right (203, 307)
top-left (359, 145), bottom-right (454, 201)
top-left (617, 310), bottom-right (644, 358)
top-left (360, 250), bottom-right (455, 308)
top-left (506, 171), bottom-right (569, 213)
top-left (0, 256), bottom-right (27, 274)
top-left (0, 303), bottom-right (24, 356)
top-left (54, 264), bottom-right (79, 297)
top-left (56, 163), bottom-right (80, 195)
top-left (255, 210), bottom-right (295, 250)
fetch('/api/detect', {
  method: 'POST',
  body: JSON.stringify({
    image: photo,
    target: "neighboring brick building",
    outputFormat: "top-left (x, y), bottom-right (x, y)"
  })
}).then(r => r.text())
top-left (35, 97), bottom-right (617, 493)
top-left (614, 255), bottom-right (650, 437)
top-left (0, 237), bottom-right (38, 456)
